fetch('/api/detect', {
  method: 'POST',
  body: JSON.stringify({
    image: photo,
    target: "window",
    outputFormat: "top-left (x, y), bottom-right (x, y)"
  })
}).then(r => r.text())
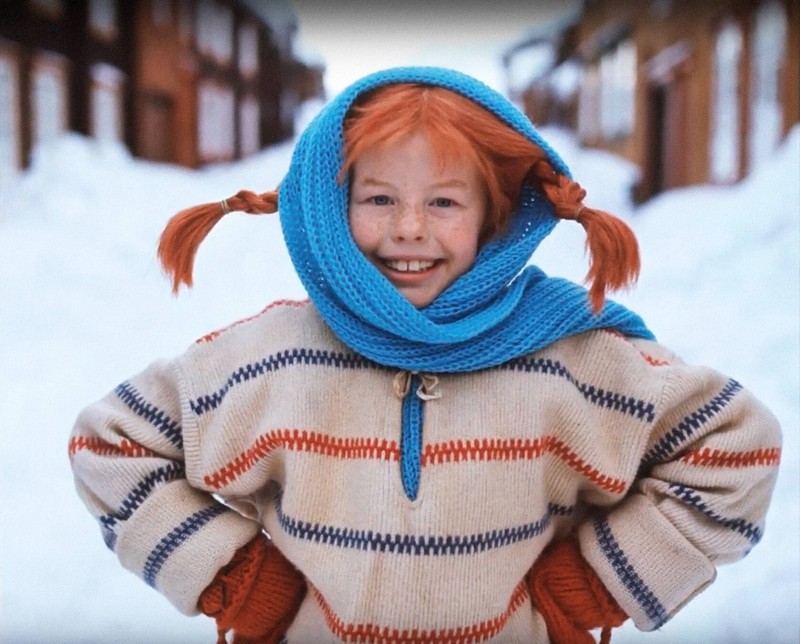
top-left (0, 48), bottom-right (21, 197)
top-left (577, 63), bottom-right (601, 142)
top-left (31, 52), bottom-right (69, 152)
top-left (599, 39), bottom-right (636, 139)
top-left (239, 96), bottom-right (259, 156)
top-left (196, 0), bottom-right (233, 64)
top-left (90, 63), bottom-right (124, 143)
top-left (710, 18), bottom-right (743, 183)
top-left (198, 81), bottom-right (234, 160)
top-left (749, 0), bottom-right (787, 171)
top-left (88, 0), bottom-right (118, 40)
top-left (138, 92), bottom-right (174, 162)
top-left (548, 60), bottom-right (582, 103)
top-left (238, 23), bottom-right (259, 77)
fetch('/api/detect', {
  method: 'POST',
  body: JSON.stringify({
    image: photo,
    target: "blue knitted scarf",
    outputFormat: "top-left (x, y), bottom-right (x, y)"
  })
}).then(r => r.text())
top-left (278, 66), bottom-right (654, 373)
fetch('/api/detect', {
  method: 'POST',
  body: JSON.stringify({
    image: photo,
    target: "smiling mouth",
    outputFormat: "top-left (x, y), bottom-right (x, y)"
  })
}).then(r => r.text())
top-left (383, 259), bottom-right (437, 273)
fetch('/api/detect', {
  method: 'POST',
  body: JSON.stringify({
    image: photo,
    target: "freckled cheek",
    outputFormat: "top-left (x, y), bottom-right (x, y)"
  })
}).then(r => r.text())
top-left (436, 220), bottom-right (482, 259)
top-left (349, 214), bottom-right (385, 253)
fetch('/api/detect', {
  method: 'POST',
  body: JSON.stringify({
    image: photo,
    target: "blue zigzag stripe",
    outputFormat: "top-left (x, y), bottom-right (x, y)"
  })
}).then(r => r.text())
top-left (594, 517), bottom-right (669, 627)
top-left (190, 348), bottom-right (380, 416)
top-left (276, 499), bottom-right (573, 555)
top-left (99, 462), bottom-right (186, 552)
top-left (143, 505), bottom-right (226, 587)
top-left (501, 357), bottom-right (656, 422)
top-left (642, 379), bottom-right (743, 466)
top-left (667, 483), bottom-right (763, 546)
top-left (115, 381), bottom-right (183, 449)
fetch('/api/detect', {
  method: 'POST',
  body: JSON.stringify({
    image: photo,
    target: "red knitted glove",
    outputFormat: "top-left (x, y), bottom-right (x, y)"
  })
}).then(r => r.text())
top-left (527, 536), bottom-right (627, 644)
top-left (198, 535), bottom-right (306, 644)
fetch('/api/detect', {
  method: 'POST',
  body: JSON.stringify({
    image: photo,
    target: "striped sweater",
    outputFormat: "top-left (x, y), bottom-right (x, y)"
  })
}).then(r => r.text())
top-left (69, 299), bottom-right (781, 642)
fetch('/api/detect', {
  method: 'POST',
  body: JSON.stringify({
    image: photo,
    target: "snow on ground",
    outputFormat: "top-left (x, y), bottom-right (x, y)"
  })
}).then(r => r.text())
top-left (1, 120), bottom-right (797, 643)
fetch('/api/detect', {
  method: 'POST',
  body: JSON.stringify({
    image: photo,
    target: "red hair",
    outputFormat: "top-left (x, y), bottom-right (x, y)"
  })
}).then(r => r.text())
top-left (341, 85), bottom-right (538, 243)
top-left (158, 83), bottom-right (640, 312)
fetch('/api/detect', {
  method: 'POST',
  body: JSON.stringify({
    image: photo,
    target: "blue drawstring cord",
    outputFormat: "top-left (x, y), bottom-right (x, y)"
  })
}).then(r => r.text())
top-left (400, 374), bottom-right (424, 501)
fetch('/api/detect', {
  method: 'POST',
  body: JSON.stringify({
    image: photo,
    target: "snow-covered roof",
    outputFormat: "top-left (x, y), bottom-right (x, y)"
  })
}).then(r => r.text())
top-left (240, 0), bottom-right (297, 32)
top-left (503, 1), bottom-right (583, 58)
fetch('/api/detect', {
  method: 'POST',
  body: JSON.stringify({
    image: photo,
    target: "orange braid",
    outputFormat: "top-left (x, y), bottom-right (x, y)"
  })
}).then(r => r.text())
top-left (157, 189), bottom-right (278, 294)
top-left (529, 160), bottom-right (641, 313)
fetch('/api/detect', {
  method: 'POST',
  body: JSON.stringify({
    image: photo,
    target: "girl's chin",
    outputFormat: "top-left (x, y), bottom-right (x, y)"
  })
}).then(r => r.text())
top-left (395, 282), bottom-right (446, 308)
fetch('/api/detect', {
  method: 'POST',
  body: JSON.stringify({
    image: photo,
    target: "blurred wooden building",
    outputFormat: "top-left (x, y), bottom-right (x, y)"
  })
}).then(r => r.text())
top-left (504, 0), bottom-right (798, 202)
top-left (0, 0), bottom-right (324, 179)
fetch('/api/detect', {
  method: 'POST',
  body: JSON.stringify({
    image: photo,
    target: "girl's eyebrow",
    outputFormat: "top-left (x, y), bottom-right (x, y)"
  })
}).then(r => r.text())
top-left (430, 179), bottom-right (468, 189)
top-left (356, 177), bottom-right (468, 189)
top-left (356, 177), bottom-right (395, 188)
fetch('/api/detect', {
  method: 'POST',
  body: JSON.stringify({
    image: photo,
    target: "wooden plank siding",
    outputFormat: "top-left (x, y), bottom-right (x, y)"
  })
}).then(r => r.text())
top-left (505, 0), bottom-right (799, 202)
top-left (0, 0), bottom-right (323, 172)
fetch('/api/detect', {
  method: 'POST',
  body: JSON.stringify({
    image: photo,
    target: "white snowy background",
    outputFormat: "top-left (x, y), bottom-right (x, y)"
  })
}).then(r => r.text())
top-left (1, 6), bottom-right (798, 639)
top-left (1, 112), bottom-right (797, 644)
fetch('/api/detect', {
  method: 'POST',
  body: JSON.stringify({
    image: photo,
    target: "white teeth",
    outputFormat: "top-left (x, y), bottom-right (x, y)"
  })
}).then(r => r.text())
top-left (385, 259), bottom-right (435, 273)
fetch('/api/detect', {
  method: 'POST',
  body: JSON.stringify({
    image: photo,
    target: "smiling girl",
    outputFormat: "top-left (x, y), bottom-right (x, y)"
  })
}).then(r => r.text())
top-left (69, 67), bottom-right (781, 644)
top-left (348, 129), bottom-right (485, 308)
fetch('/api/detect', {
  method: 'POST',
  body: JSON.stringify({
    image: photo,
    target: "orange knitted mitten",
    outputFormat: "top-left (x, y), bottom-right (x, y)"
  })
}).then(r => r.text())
top-left (527, 536), bottom-right (627, 644)
top-left (198, 535), bottom-right (306, 644)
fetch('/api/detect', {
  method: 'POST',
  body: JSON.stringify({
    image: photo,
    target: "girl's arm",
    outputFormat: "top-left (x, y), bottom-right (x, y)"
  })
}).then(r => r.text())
top-left (68, 357), bottom-right (262, 615)
top-left (576, 347), bottom-right (781, 632)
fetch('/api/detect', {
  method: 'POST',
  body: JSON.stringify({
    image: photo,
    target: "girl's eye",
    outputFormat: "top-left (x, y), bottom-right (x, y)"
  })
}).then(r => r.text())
top-left (431, 197), bottom-right (453, 208)
top-left (370, 195), bottom-right (391, 206)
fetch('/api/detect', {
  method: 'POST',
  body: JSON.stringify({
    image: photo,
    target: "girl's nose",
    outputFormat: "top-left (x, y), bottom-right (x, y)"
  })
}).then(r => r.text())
top-left (392, 205), bottom-right (427, 241)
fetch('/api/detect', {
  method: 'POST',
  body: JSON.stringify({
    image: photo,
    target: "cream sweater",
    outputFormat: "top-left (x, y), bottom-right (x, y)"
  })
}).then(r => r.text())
top-left (69, 299), bottom-right (781, 642)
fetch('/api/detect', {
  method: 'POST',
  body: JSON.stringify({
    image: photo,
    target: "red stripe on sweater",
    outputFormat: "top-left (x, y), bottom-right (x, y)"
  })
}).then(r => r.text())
top-left (680, 447), bottom-right (781, 468)
top-left (641, 353), bottom-right (670, 367)
top-left (422, 437), bottom-right (551, 464)
top-left (203, 429), bottom-right (401, 488)
top-left (313, 581), bottom-right (528, 643)
top-left (195, 298), bottom-right (311, 344)
top-left (204, 431), bottom-right (626, 494)
top-left (68, 436), bottom-right (156, 460)
top-left (423, 436), bottom-right (627, 494)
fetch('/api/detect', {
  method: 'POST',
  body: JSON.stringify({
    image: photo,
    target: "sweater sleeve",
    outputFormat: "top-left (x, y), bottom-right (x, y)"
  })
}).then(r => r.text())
top-left (576, 347), bottom-right (782, 632)
top-left (68, 357), bottom-right (262, 615)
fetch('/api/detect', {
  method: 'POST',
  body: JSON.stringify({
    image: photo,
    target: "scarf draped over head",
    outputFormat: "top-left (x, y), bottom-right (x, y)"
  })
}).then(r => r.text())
top-left (278, 66), bottom-right (653, 373)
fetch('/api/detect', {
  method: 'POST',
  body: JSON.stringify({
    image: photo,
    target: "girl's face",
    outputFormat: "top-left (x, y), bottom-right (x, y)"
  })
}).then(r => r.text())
top-left (348, 131), bottom-right (487, 308)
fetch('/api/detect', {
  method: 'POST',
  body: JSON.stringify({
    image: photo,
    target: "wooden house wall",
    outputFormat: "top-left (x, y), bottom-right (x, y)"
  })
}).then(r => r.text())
top-left (511, 0), bottom-right (798, 201)
top-left (133, 0), bottom-right (196, 165)
top-left (0, 1), bottom-right (134, 168)
top-left (0, 0), bottom-right (320, 175)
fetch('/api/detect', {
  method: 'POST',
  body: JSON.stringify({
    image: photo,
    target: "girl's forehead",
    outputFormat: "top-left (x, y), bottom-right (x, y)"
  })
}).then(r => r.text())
top-left (352, 129), bottom-right (483, 180)
top-left (361, 125), bottom-right (479, 160)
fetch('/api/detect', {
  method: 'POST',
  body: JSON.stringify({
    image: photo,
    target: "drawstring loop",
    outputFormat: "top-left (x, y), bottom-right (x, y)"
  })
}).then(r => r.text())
top-left (392, 371), bottom-right (442, 400)
top-left (393, 371), bottom-right (411, 398)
